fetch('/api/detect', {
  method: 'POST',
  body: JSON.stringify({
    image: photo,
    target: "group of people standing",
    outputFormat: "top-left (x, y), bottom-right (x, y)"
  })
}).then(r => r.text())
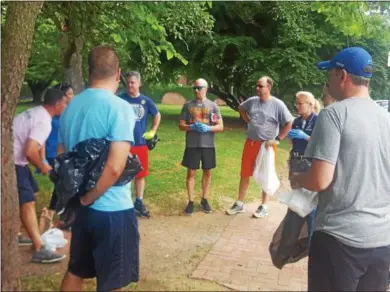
top-left (12, 45), bottom-right (390, 291)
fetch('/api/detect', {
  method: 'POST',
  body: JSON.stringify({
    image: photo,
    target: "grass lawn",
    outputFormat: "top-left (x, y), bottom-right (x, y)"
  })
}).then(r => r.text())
top-left (18, 103), bottom-right (290, 215)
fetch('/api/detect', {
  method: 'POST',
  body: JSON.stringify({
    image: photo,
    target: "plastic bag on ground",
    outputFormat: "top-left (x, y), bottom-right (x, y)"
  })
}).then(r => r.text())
top-left (269, 209), bottom-right (309, 269)
top-left (41, 228), bottom-right (68, 252)
top-left (280, 188), bottom-right (318, 217)
top-left (253, 143), bottom-right (280, 195)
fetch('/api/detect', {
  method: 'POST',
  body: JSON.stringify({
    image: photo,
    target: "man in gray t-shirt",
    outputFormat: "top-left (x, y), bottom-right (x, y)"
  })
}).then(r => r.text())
top-left (226, 76), bottom-right (293, 218)
top-left (291, 47), bottom-right (390, 291)
top-left (179, 78), bottom-right (224, 216)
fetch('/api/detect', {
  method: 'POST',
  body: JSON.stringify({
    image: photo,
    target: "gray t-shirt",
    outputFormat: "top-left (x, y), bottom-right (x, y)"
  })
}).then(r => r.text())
top-left (179, 98), bottom-right (222, 148)
top-left (305, 97), bottom-right (390, 249)
top-left (240, 96), bottom-right (293, 141)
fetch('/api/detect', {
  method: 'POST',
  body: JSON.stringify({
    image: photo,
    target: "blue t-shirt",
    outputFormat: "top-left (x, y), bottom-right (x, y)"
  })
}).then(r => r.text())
top-left (45, 116), bottom-right (60, 159)
top-left (118, 93), bottom-right (158, 146)
top-left (291, 113), bottom-right (318, 154)
top-left (59, 88), bottom-right (136, 212)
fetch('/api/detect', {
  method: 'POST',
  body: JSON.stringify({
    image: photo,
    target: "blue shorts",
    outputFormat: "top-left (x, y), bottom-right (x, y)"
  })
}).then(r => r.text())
top-left (15, 165), bottom-right (39, 205)
top-left (68, 207), bottom-right (139, 291)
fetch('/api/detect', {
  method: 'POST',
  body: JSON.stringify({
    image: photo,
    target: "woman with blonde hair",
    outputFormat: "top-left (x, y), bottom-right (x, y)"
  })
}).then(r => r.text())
top-left (287, 91), bottom-right (322, 239)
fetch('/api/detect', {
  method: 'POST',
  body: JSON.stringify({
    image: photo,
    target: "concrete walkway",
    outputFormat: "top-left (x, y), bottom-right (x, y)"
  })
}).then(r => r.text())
top-left (191, 201), bottom-right (308, 291)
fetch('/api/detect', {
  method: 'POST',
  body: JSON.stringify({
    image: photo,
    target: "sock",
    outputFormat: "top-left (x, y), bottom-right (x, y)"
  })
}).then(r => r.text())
top-left (261, 204), bottom-right (268, 210)
top-left (236, 200), bottom-right (244, 207)
top-left (136, 197), bottom-right (143, 203)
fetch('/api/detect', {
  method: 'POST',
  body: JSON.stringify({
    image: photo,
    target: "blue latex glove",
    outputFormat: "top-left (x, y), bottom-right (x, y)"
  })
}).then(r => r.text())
top-left (190, 121), bottom-right (202, 133)
top-left (288, 129), bottom-right (309, 140)
top-left (198, 123), bottom-right (211, 133)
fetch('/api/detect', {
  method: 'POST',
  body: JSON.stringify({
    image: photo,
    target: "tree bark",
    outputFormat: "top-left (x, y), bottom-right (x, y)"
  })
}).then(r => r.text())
top-left (60, 4), bottom-right (85, 94)
top-left (1, 2), bottom-right (43, 290)
top-left (27, 80), bottom-right (50, 104)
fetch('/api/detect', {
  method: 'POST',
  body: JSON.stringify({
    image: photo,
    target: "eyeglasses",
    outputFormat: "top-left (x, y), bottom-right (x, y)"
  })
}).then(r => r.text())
top-left (192, 86), bottom-right (205, 91)
top-left (295, 102), bottom-right (309, 106)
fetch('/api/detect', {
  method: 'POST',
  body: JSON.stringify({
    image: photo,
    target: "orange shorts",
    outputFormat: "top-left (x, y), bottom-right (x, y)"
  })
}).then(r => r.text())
top-left (240, 138), bottom-right (277, 177)
top-left (130, 145), bottom-right (149, 178)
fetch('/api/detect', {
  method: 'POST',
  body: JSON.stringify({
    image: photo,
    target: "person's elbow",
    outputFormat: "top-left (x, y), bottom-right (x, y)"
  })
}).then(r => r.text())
top-left (312, 176), bottom-right (333, 192)
top-left (105, 162), bottom-right (125, 179)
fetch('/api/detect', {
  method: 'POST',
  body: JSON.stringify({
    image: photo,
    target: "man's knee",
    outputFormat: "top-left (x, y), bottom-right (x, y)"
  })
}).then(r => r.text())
top-left (187, 169), bottom-right (196, 179)
top-left (202, 169), bottom-right (211, 177)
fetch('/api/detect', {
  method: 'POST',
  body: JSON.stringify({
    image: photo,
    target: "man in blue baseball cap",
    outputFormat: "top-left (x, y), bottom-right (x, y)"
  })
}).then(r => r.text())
top-left (290, 47), bottom-right (390, 291)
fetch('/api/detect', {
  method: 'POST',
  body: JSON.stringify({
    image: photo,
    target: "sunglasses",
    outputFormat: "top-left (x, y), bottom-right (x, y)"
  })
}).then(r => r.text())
top-left (192, 86), bottom-right (206, 91)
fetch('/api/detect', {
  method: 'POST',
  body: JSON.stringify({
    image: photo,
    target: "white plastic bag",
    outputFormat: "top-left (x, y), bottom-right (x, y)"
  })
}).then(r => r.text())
top-left (280, 188), bottom-right (318, 217)
top-left (253, 143), bottom-right (280, 195)
top-left (41, 228), bottom-right (68, 252)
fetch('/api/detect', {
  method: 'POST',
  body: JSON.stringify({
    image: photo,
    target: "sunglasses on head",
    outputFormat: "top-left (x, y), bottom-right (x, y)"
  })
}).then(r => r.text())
top-left (192, 86), bottom-right (205, 91)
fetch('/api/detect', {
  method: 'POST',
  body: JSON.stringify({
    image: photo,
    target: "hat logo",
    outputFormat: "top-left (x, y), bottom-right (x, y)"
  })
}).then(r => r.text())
top-left (335, 61), bottom-right (345, 68)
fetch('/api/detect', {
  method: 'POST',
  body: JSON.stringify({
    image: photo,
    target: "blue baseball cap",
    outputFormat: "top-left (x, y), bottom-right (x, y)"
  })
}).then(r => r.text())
top-left (317, 47), bottom-right (373, 78)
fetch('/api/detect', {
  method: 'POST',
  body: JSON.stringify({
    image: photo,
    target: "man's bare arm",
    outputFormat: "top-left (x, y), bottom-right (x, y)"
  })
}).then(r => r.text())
top-left (290, 159), bottom-right (335, 192)
top-left (80, 141), bottom-right (131, 205)
top-left (57, 143), bottom-right (65, 156)
top-left (211, 118), bottom-right (224, 132)
top-left (179, 120), bottom-right (191, 131)
top-left (279, 121), bottom-right (293, 140)
top-left (238, 106), bottom-right (250, 124)
top-left (25, 139), bottom-right (51, 174)
top-left (151, 112), bottom-right (161, 131)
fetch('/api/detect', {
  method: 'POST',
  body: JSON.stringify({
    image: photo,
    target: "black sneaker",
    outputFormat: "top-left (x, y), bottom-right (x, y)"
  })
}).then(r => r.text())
top-left (134, 200), bottom-right (150, 218)
top-left (18, 234), bottom-right (33, 246)
top-left (200, 198), bottom-right (212, 214)
top-left (184, 201), bottom-right (194, 216)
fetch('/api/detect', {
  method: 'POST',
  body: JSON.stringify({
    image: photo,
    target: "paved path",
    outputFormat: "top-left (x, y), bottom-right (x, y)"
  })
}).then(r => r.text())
top-left (191, 201), bottom-right (308, 291)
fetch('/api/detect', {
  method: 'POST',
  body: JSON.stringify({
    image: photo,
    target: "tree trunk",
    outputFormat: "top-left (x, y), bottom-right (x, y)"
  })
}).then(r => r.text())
top-left (1, 2), bottom-right (43, 290)
top-left (27, 80), bottom-right (50, 104)
top-left (63, 34), bottom-right (84, 94)
top-left (60, 6), bottom-right (85, 94)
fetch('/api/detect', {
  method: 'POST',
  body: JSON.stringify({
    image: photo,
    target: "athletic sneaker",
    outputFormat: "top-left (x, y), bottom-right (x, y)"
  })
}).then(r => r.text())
top-left (226, 202), bottom-right (245, 215)
top-left (18, 234), bottom-right (33, 246)
top-left (253, 205), bottom-right (268, 218)
top-left (31, 246), bottom-right (66, 264)
top-left (184, 201), bottom-right (194, 216)
top-left (134, 200), bottom-right (151, 218)
top-left (200, 198), bottom-right (212, 213)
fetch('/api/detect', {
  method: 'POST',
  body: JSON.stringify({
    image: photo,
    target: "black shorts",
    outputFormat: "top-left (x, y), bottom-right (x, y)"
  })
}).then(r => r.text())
top-left (308, 231), bottom-right (390, 291)
top-left (68, 207), bottom-right (139, 291)
top-left (181, 147), bottom-right (216, 170)
top-left (15, 165), bottom-right (39, 205)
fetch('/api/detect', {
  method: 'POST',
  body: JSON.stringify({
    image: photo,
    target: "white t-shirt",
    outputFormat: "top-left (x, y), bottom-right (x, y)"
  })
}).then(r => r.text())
top-left (13, 106), bottom-right (52, 166)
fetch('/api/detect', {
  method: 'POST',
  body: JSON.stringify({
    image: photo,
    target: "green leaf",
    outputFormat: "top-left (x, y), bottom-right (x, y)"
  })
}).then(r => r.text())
top-left (166, 50), bottom-right (174, 60)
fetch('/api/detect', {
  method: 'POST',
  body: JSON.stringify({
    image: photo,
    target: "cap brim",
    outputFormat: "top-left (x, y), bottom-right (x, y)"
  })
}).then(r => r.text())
top-left (317, 60), bottom-right (332, 70)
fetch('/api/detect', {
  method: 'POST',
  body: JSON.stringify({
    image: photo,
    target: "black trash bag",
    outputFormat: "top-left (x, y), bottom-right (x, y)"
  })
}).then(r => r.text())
top-left (146, 134), bottom-right (160, 151)
top-left (50, 138), bottom-right (143, 214)
top-left (269, 208), bottom-right (309, 269)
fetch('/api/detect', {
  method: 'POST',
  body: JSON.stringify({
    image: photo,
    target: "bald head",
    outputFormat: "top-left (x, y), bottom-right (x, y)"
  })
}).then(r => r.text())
top-left (256, 76), bottom-right (273, 101)
top-left (195, 78), bottom-right (208, 88)
top-left (88, 46), bottom-right (119, 80)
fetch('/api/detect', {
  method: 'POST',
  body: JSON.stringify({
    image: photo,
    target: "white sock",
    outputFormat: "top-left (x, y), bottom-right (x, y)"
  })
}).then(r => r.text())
top-left (236, 200), bottom-right (244, 207)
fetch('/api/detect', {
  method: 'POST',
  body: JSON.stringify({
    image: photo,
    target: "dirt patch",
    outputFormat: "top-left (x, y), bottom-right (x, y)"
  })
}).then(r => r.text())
top-left (20, 166), bottom-right (291, 291)
top-left (161, 92), bottom-right (187, 105)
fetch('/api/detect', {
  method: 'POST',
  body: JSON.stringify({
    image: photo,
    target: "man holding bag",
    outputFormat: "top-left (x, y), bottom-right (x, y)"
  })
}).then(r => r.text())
top-left (226, 76), bottom-right (293, 218)
top-left (291, 47), bottom-right (390, 291)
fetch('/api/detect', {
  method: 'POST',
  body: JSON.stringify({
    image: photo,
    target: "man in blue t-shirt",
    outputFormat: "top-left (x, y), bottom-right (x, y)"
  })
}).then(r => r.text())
top-left (59, 46), bottom-right (139, 292)
top-left (118, 71), bottom-right (161, 218)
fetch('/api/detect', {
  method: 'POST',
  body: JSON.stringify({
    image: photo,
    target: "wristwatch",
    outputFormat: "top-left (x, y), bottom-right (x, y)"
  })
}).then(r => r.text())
top-left (275, 136), bottom-right (281, 141)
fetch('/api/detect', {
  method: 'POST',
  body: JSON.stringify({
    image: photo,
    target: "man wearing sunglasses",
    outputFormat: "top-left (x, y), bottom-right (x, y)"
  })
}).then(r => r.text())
top-left (179, 78), bottom-right (224, 216)
top-left (226, 76), bottom-right (293, 218)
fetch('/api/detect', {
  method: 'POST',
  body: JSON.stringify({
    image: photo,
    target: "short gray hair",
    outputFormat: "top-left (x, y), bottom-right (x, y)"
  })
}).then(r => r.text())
top-left (126, 71), bottom-right (141, 82)
top-left (349, 73), bottom-right (370, 86)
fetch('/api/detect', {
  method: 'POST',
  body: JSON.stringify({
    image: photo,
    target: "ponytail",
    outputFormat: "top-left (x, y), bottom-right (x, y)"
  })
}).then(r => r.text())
top-left (313, 99), bottom-right (323, 115)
